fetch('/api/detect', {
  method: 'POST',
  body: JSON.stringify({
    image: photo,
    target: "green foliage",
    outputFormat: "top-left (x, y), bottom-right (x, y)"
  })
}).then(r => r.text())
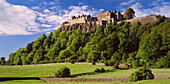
top-left (104, 60), bottom-right (109, 66)
top-left (158, 56), bottom-right (170, 68)
top-left (54, 67), bottom-right (70, 77)
top-left (132, 60), bottom-right (140, 68)
top-left (113, 62), bottom-right (119, 69)
top-left (38, 60), bottom-right (50, 64)
top-left (100, 67), bottom-right (105, 72)
top-left (129, 67), bottom-right (154, 82)
top-left (0, 57), bottom-right (6, 65)
top-left (58, 49), bottom-right (72, 62)
top-left (108, 60), bottom-right (115, 66)
top-left (94, 68), bottom-right (100, 72)
top-left (92, 61), bottom-right (95, 65)
top-left (70, 60), bottom-right (75, 64)
top-left (7, 18), bottom-right (169, 68)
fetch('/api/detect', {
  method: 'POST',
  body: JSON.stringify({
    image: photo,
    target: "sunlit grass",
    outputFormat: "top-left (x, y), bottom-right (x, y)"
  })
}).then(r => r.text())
top-left (0, 64), bottom-right (112, 77)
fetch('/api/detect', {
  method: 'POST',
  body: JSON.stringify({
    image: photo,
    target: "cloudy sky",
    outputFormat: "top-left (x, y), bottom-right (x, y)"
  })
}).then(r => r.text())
top-left (0, 0), bottom-right (170, 60)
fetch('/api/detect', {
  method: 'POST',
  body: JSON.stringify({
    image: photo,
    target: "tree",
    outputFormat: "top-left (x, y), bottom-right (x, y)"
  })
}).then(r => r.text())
top-left (123, 8), bottom-right (135, 19)
top-left (15, 57), bottom-right (22, 65)
top-left (55, 67), bottom-right (70, 77)
top-left (138, 33), bottom-right (162, 65)
top-left (0, 57), bottom-right (5, 65)
top-left (129, 67), bottom-right (154, 82)
top-left (47, 47), bottom-right (60, 62)
top-left (58, 49), bottom-right (72, 62)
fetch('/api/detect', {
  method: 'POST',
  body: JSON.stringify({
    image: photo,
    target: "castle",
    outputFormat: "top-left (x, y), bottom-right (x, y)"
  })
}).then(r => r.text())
top-left (57, 10), bottom-right (158, 33)
top-left (57, 10), bottom-right (123, 29)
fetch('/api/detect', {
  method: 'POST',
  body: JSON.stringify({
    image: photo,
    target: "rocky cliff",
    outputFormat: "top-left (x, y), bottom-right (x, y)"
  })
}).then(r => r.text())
top-left (60, 23), bottom-right (99, 33)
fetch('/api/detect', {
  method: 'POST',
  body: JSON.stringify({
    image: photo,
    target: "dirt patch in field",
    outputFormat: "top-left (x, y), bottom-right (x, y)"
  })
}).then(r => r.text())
top-left (40, 78), bottom-right (129, 82)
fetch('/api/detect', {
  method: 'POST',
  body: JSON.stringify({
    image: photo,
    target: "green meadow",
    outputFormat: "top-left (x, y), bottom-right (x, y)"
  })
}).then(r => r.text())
top-left (0, 64), bottom-right (112, 77)
top-left (77, 68), bottom-right (170, 78)
top-left (0, 64), bottom-right (169, 84)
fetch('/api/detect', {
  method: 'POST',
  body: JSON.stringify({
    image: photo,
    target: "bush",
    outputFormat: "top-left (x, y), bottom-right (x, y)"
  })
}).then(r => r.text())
top-left (92, 61), bottom-right (95, 65)
top-left (129, 67), bottom-right (154, 82)
top-left (54, 67), bottom-right (70, 77)
top-left (113, 62), bottom-right (119, 69)
top-left (100, 67), bottom-right (105, 72)
top-left (104, 61), bottom-right (109, 66)
top-left (70, 60), bottom-right (75, 64)
top-left (108, 60), bottom-right (115, 66)
top-left (94, 68), bottom-right (100, 72)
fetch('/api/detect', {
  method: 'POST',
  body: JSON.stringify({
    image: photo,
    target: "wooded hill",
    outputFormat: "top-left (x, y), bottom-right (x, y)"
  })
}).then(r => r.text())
top-left (6, 16), bottom-right (170, 68)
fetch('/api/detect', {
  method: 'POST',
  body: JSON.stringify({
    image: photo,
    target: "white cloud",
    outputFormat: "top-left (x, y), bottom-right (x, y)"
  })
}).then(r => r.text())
top-left (130, 3), bottom-right (148, 17)
top-left (130, 2), bottom-right (170, 17)
top-left (119, 0), bottom-right (170, 17)
top-left (41, 24), bottom-right (52, 27)
top-left (37, 5), bottom-right (104, 26)
top-left (0, 0), bottom-right (40, 35)
top-left (43, 9), bottom-right (50, 13)
top-left (0, 0), bottom-right (104, 36)
top-left (31, 6), bottom-right (40, 10)
top-left (78, 2), bottom-right (84, 5)
top-left (120, 0), bottom-right (136, 6)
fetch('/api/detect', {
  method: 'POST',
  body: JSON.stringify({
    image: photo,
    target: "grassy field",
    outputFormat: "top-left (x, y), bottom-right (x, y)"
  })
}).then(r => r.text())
top-left (0, 64), bottom-right (169, 78)
top-left (77, 68), bottom-right (170, 78)
top-left (0, 64), bottom-right (112, 77)
top-left (0, 64), bottom-right (170, 84)
top-left (0, 79), bottom-right (170, 84)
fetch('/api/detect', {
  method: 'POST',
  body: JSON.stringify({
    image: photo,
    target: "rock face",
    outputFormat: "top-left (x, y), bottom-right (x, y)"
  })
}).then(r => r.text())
top-left (60, 23), bottom-right (99, 33)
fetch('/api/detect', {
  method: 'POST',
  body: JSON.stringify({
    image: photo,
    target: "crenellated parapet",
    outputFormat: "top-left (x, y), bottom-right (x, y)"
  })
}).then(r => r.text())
top-left (70, 14), bottom-right (98, 25)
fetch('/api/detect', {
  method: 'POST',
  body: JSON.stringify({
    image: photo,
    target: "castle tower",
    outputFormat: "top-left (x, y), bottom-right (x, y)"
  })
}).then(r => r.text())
top-left (70, 15), bottom-right (73, 24)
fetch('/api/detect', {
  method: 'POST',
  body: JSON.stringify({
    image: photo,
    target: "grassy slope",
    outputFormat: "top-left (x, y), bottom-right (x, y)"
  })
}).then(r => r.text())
top-left (0, 79), bottom-right (170, 84)
top-left (0, 64), bottom-right (112, 77)
top-left (77, 68), bottom-right (170, 78)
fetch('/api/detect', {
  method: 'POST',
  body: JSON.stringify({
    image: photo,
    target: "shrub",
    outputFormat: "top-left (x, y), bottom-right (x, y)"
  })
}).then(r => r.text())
top-left (104, 60), bottom-right (109, 66)
top-left (108, 60), bottom-right (115, 66)
top-left (54, 67), bottom-right (70, 77)
top-left (113, 62), bottom-right (119, 69)
top-left (70, 60), bottom-right (75, 64)
top-left (129, 67), bottom-right (154, 82)
top-left (92, 61), bottom-right (95, 65)
top-left (94, 68), bottom-right (100, 72)
top-left (100, 67), bottom-right (105, 72)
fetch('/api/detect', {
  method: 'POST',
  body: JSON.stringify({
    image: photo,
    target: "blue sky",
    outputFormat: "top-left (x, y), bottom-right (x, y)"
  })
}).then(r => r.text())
top-left (0, 0), bottom-right (170, 60)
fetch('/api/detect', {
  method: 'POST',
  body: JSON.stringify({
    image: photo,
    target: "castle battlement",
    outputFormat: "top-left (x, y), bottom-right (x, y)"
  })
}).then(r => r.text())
top-left (70, 14), bottom-right (97, 25)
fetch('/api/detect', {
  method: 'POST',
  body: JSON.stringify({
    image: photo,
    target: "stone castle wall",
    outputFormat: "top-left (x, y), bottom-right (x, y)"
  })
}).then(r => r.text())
top-left (125, 15), bottom-right (158, 25)
top-left (70, 16), bottom-right (87, 25)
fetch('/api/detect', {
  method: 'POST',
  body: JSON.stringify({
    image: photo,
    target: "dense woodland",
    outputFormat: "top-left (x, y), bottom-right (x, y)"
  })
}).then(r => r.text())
top-left (5, 16), bottom-right (170, 68)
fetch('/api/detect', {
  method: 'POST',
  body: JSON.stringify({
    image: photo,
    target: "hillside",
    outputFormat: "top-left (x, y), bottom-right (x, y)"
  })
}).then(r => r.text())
top-left (6, 16), bottom-right (170, 68)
